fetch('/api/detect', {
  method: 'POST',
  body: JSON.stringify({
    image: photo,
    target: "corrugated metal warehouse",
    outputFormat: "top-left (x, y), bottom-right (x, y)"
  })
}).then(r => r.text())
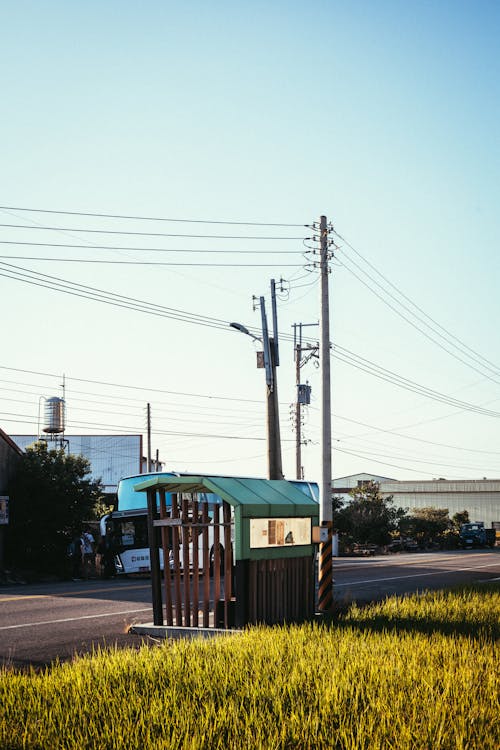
top-left (333, 473), bottom-right (500, 527)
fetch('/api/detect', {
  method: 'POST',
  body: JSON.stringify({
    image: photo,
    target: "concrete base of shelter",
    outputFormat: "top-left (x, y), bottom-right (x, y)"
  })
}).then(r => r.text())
top-left (129, 623), bottom-right (242, 639)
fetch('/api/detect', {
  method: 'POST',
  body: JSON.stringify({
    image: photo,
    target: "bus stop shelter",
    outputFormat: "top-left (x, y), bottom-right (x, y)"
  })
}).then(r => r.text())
top-left (133, 474), bottom-right (319, 629)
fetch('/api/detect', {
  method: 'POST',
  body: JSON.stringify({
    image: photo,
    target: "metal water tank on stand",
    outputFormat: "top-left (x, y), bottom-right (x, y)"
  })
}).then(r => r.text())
top-left (42, 397), bottom-right (66, 435)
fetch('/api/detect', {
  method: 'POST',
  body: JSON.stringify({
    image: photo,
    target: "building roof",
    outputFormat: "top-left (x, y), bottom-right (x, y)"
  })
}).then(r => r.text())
top-left (0, 427), bottom-right (23, 456)
top-left (133, 475), bottom-right (319, 517)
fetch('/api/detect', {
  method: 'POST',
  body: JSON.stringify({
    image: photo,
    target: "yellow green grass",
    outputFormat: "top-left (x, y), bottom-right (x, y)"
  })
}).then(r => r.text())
top-left (1, 584), bottom-right (499, 749)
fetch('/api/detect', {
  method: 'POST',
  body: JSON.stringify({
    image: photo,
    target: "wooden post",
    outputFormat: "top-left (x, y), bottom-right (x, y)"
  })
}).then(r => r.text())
top-left (181, 495), bottom-right (191, 627)
top-left (202, 502), bottom-right (210, 627)
top-left (171, 494), bottom-right (183, 625)
top-left (223, 501), bottom-right (232, 627)
top-left (146, 488), bottom-right (163, 625)
top-left (192, 498), bottom-right (199, 627)
top-left (159, 488), bottom-right (173, 626)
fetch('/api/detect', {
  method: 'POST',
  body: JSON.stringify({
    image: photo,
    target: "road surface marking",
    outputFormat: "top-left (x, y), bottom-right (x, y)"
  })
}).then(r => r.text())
top-left (335, 562), bottom-right (500, 587)
top-left (0, 582), bottom-right (150, 602)
top-left (0, 607), bottom-right (152, 631)
top-left (333, 552), bottom-right (497, 570)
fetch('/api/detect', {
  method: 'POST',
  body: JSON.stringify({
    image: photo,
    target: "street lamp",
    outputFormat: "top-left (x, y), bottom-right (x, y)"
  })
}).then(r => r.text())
top-left (229, 322), bottom-right (259, 341)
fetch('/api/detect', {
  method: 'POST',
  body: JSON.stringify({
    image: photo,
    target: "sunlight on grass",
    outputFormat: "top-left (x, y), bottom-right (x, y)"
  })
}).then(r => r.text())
top-left (1, 584), bottom-right (499, 749)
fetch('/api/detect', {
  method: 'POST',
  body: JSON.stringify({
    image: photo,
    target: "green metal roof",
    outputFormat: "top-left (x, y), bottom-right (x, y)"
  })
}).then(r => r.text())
top-left (133, 475), bottom-right (318, 517)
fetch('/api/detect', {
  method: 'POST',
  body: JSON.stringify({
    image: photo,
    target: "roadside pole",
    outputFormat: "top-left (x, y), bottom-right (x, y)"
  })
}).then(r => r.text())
top-left (317, 214), bottom-right (334, 612)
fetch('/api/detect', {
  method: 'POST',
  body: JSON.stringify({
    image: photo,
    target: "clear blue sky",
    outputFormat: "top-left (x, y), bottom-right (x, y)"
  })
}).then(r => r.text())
top-left (1, 0), bottom-right (499, 482)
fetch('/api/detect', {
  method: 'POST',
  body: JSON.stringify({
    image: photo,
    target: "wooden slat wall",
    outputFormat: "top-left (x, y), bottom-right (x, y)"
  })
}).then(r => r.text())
top-left (161, 495), bottom-right (234, 629)
top-left (247, 557), bottom-right (314, 625)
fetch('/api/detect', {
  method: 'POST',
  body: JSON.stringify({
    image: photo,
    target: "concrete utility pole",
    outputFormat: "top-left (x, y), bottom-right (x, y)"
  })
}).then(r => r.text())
top-left (147, 403), bottom-right (152, 472)
top-left (295, 342), bottom-right (302, 480)
top-left (292, 322), bottom-right (318, 480)
top-left (317, 214), bottom-right (334, 613)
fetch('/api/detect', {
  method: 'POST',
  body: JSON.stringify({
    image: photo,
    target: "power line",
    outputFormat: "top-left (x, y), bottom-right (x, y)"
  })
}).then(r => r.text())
top-left (335, 229), bottom-right (500, 373)
top-left (0, 240), bottom-right (301, 255)
top-left (0, 380), bottom-right (263, 417)
top-left (0, 205), bottom-right (306, 228)
top-left (333, 345), bottom-right (500, 418)
top-left (0, 256), bottom-right (302, 268)
top-left (0, 261), bottom-right (234, 331)
top-left (0, 223), bottom-right (305, 241)
top-left (333, 446), bottom-right (452, 478)
top-left (334, 444), bottom-right (500, 474)
top-left (335, 232), bottom-right (500, 381)
top-left (0, 260), bottom-right (312, 346)
top-left (333, 412), bottom-right (500, 456)
top-left (0, 363), bottom-right (263, 404)
top-left (1, 410), bottom-right (272, 441)
top-left (0, 394), bottom-right (263, 428)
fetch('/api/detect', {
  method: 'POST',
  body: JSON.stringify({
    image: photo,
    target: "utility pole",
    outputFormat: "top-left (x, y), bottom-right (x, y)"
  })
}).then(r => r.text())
top-left (260, 284), bottom-right (283, 480)
top-left (230, 279), bottom-right (283, 480)
top-left (147, 403), bottom-right (152, 472)
top-left (270, 279), bottom-right (283, 480)
top-left (292, 322), bottom-right (317, 480)
top-left (295, 341), bottom-right (302, 479)
top-left (317, 214), bottom-right (334, 613)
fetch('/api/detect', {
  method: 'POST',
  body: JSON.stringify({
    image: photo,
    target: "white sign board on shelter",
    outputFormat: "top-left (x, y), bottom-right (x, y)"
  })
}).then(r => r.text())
top-left (250, 517), bottom-right (311, 549)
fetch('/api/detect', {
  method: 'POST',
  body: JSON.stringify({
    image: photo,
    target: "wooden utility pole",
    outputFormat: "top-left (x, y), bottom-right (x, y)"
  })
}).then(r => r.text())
top-left (258, 286), bottom-right (283, 480)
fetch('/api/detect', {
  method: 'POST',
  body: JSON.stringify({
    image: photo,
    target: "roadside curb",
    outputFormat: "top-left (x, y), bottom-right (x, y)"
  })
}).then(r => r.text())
top-left (129, 623), bottom-right (242, 639)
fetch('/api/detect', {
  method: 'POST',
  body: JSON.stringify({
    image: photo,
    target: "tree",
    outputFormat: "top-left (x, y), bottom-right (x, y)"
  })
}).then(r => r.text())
top-left (451, 510), bottom-right (470, 531)
top-left (6, 442), bottom-right (105, 574)
top-left (335, 481), bottom-right (407, 548)
top-left (399, 506), bottom-right (451, 548)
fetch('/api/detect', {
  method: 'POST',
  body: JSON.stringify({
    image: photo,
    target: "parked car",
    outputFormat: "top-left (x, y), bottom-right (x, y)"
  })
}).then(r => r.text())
top-left (402, 538), bottom-right (419, 552)
top-left (352, 543), bottom-right (378, 556)
top-left (387, 539), bottom-right (403, 553)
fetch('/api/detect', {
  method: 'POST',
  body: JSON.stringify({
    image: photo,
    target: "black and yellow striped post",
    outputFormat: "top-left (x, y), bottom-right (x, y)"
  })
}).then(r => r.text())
top-left (317, 521), bottom-right (334, 612)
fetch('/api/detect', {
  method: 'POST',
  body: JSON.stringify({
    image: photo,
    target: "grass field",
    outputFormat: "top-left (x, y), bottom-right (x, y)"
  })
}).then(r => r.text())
top-left (1, 584), bottom-right (499, 749)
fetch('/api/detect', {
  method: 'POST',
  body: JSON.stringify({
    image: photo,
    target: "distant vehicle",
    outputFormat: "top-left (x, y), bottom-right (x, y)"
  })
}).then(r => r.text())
top-left (99, 480), bottom-right (220, 576)
top-left (352, 543), bottom-right (377, 556)
top-left (402, 538), bottom-right (419, 552)
top-left (387, 539), bottom-right (403, 553)
top-left (459, 522), bottom-right (496, 549)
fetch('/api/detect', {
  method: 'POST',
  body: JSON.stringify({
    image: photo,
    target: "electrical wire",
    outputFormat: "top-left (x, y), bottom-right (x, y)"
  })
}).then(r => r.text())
top-left (335, 233), bottom-right (500, 381)
top-left (0, 256), bottom-right (302, 268)
top-left (333, 412), bottom-right (500, 456)
top-left (333, 444), bottom-right (500, 474)
top-left (0, 205), bottom-right (307, 227)
top-left (332, 345), bottom-right (500, 418)
top-left (333, 446), bottom-right (450, 478)
top-left (0, 364), bottom-right (264, 404)
top-left (0, 223), bottom-right (305, 241)
top-left (0, 261), bottom-right (235, 331)
top-left (335, 229), bottom-right (500, 373)
top-left (0, 240), bottom-right (303, 255)
top-left (1, 410), bottom-right (275, 441)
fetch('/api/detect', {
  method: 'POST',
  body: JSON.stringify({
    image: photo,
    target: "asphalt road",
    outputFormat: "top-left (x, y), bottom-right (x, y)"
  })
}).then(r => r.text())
top-left (331, 548), bottom-right (500, 604)
top-left (1, 549), bottom-right (498, 669)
